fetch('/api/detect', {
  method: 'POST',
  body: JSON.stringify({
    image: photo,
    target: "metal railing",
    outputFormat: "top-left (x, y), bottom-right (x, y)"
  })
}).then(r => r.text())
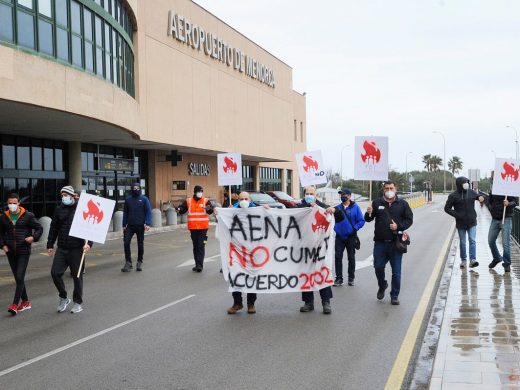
top-left (513, 206), bottom-right (520, 245)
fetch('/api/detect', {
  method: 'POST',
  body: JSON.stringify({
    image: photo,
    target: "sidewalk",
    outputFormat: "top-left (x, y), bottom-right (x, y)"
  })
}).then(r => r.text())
top-left (430, 206), bottom-right (520, 389)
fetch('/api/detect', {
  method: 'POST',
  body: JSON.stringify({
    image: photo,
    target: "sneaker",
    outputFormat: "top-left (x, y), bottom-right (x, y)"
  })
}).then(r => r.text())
top-left (247, 304), bottom-right (256, 314)
top-left (300, 302), bottom-right (314, 312)
top-left (70, 303), bottom-right (83, 314)
top-left (17, 301), bottom-right (32, 312)
top-left (333, 277), bottom-right (343, 286)
top-left (121, 262), bottom-right (132, 272)
top-left (504, 264), bottom-right (511, 273)
top-left (227, 304), bottom-right (243, 314)
top-left (469, 260), bottom-right (479, 268)
top-left (348, 278), bottom-right (355, 286)
top-left (57, 298), bottom-right (71, 313)
top-left (460, 261), bottom-right (467, 269)
top-left (391, 297), bottom-right (400, 305)
top-left (377, 281), bottom-right (388, 300)
top-left (196, 267), bottom-right (202, 273)
top-left (136, 262), bottom-right (142, 272)
top-left (8, 304), bottom-right (17, 316)
top-left (322, 300), bottom-right (332, 314)
top-left (489, 259), bottom-right (502, 269)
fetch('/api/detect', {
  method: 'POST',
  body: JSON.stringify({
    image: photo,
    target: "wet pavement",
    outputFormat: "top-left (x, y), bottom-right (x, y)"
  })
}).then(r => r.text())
top-left (430, 206), bottom-right (520, 389)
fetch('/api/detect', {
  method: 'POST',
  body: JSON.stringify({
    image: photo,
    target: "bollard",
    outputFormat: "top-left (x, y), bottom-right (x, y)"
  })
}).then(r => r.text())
top-left (166, 207), bottom-right (177, 225)
top-left (38, 216), bottom-right (52, 243)
top-left (151, 208), bottom-right (162, 228)
top-left (113, 211), bottom-right (124, 232)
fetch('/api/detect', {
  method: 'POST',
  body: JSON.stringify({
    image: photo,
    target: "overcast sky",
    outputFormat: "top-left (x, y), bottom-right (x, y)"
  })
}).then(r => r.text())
top-left (194, 0), bottom-right (520, 179)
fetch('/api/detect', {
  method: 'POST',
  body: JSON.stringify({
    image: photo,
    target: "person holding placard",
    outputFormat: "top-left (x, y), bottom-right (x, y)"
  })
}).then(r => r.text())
top-left (47, 186), bottom-right (92, 314)
top-left (487, 191), bottom-right (517, 272)
top-left (0, 193), bottom-right (43, 316)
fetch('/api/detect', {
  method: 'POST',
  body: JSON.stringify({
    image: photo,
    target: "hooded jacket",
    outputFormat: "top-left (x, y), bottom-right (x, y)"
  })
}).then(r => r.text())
top-left (444, 176), bottom-right (481, 229)
top-left (334, 201), bottom-right (365, 240)
top-left (486, 192), bottom-right (518, 220)
top-left (0, 207), bottom-right (43, 255)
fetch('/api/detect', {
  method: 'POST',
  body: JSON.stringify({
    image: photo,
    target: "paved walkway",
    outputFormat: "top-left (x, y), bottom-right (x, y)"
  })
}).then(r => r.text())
top-left (430, 206), bottom-right (520, 389)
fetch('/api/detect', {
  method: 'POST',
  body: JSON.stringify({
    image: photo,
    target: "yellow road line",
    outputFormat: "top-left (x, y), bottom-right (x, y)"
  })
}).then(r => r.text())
top-left (384, 221), bottom-right (455, 390)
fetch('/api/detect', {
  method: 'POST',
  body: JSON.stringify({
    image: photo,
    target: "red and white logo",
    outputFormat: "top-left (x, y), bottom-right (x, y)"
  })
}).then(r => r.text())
top-left (361, 140), bottom-right (381, 165)
top-left (303, 155), bottom-right (319, 173)
top-left (223, 156), bottom-right (238, 173)
top-left (83, 199), bottom-right (104, 224)
top-left (501, 161), bottom-right (520, 182)
top-left (311, 210), bottom-right (329, 233)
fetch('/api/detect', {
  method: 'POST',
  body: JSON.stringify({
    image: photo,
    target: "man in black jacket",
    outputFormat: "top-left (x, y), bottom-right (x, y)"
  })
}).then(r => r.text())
top-left (487, 190), bottom-right (518, 272)
top-left (444, 177), bottom-right (485, 269)
top-left (0, 193), bottom-right (43, 316)
top-left (47, 186), bottom-right (92, 314)
top-left (365, 181), bottom-right (413, 305)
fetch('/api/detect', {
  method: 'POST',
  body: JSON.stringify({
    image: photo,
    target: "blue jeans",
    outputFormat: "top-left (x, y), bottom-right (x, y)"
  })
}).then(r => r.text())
top-left (488, 218), bottom-right (512, 266)
top-left (373, 241), bottom-right (403, 298)
top-left (457, 226), bottom-right (476, 261)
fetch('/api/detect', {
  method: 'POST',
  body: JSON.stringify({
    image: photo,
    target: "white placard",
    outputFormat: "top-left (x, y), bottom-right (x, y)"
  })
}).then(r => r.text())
top-left (353, 136), bottom-right (389, 181)
top-left (295, 150), bottom-right (327, 187)
top-left (216, 206), bottom-right (335, 293)
top-left (69, 193), bottom-right (116, 244)
top-left (491, 158), bottom-right (520, 197)
top-left (217, 153), bottom-right (243, 186)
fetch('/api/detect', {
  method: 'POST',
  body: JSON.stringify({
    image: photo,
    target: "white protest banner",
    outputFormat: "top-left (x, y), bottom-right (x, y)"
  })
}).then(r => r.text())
top-left (353, 136), bottom-right (389, 181)
top-left (295, 150), bottom-right (327, 187)
top-left (491, 158), bottom-right (520, 197)
top-left (69, 192), bottom-right (116, 244)
top-left (216, 206), bottom-right (335, 293)
top-left (217, 153), bottom-right (243, 186)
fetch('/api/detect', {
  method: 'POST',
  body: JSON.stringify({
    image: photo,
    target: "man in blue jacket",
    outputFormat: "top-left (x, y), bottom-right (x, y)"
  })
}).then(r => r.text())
top-left (122, 183), bottom-right (152, 272)
top-left (334, 188), bottom-right (365, 286)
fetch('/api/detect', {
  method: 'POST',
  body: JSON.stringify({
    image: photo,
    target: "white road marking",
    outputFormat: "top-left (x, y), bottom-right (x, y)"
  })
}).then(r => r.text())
top-left (0, 294), bottom-right (196, 378)
top-left (176, 254), bottom-right (220, 268)
top-left (356, 255), bottom-right (374, 270)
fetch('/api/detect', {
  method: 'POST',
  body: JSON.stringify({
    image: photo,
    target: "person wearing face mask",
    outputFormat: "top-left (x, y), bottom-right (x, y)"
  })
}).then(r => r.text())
top-left (333, 188), bottom-right (365, 286)
top-left (121, 183), bottom-right (152, 272)
top-left (365, 181), bottom-right (413, 305)
top-left (47, 186), bottom-right (92, 314)
top-left (177, 185), bottom-right (214, 272)
top-left (297, 186), bottom-right (341, 314)
top-left (444, 177), bottom-right (485, 269)
top-left (0, 193), bottom-right (43, 315)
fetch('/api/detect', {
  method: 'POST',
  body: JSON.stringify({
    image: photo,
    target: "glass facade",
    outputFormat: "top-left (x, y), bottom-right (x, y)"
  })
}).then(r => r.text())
top-left (260, 167), bottom-right (282, 192)
top-left (286, 169), bottom-right (292, 195)
top-left (0, 0), bottom-right (135, 97)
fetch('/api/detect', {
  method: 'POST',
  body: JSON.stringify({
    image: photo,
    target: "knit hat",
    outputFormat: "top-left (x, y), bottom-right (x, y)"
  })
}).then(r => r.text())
top-left (194, 185), bottom-right (203, 193)
top-left (60, 185), bottom-right (75, 196)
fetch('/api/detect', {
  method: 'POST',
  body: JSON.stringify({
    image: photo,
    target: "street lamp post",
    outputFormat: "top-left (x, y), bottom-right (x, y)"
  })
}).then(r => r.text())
top-left (506, 125), bottom-right (519, 160)
top-left (405, 151), bottom-right (413, 193)
top-left (433, 131), bottom-right (446, 193)
top-left (340, 144), bottom-right (350, 187)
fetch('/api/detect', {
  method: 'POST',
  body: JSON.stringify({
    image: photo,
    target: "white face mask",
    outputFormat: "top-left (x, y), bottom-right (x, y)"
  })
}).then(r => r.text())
top-left (195, 192), bottom-right (203, 198)
top-left (8, 204), bottom-right (18, 213)
top-left (385, 191), bottom-right (396, 199)
top-left (462, 183), bottom-right (470, 191)
top-left (239, 200), bottom-right (250, 208)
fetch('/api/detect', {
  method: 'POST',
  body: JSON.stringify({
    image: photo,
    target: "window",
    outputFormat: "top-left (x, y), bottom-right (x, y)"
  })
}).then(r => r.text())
top-left (2, 143), bottom-right (15, 169)
top-left (31, 142), bottom-right (42, 170)
top-left (286, 170), bottom-right (292, 196)
top-left (300, 122), bottom-right (304, 142)
top-left (94, 15), bottom-right (103, 76)
top-left (44, 145), bottom-right (54, 171)
top-left (84, 8), bottom-right (94, 72)
top-left (0, 3), bottom-right (14, 43)
top-left (17, 0), bottom-right (32, 9)
top-left (38, 18), bottom-right (53, 55)
top-left (104, 23), bottom-right (111, 81)
top-left (17, 9), bottom-right (35, 49)
top-left (56, 27), bottom-right (68, 61)
top-left (55, 0), bottom-right (67, 25)
top-left (38, 0), bottom-right (52, 17)
top-left (294, 120), bottom-right (297, 141)
top-left (17, 138), bottom-right (30, 169)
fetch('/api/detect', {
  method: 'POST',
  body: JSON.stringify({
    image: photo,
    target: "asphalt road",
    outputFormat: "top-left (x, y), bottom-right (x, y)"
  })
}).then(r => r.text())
top-left (0, 196), bottom-right (453, 390)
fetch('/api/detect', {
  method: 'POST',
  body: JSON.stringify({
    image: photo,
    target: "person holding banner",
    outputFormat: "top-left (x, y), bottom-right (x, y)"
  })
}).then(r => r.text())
top-left (297, 186), bottom-right (339, 314)
top-left (0, 193), bottom-right (43, 316)
top-left (177, 185), bottom-right (214, 272)
top-left (365, 181), bottom-right (413, 305)
top-left (333, 188), bottom-right (365, 286)
top-left (48, 186), bottom-right (92, 314)
top-left (121, 182), bottom-right (152, 272)
top-left (486, 191), bottom-right (517, 273)
top-left (444, 177), bottom-right (485, 269)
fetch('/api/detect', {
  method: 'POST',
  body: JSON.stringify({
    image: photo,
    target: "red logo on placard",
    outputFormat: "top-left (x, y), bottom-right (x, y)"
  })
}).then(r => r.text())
top-left (501, 161), bottom-right (520, 182)
top-left (361, 140), bottom-right (381, 164)
top-left (83, 199), bottom-right (104, 224)
top-left (311, 210), bottom-right (329, 233)
top-left (303, 155), bottom-right (319, 172)
top-left (223, 156), bottom-right (237, 173)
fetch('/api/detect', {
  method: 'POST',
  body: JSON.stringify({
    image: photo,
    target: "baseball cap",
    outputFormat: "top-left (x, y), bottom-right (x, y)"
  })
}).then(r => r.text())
top-left (338, 188), bottom-right (352, 195)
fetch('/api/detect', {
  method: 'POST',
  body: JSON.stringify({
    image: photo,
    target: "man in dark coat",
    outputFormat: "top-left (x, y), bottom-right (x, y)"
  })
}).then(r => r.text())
top-left (0, 193), bottom-right (43, 315)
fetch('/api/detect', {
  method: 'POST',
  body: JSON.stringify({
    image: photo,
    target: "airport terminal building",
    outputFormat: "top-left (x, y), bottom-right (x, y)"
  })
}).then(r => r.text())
top-left (0, 0), bottom-right (306, 216)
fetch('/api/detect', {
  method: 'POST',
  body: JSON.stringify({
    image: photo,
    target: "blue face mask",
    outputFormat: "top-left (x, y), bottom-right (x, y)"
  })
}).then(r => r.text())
top-left (62, 196), bottom-right (73, 206)
top-left (304, 195), bottom-right (315, 203)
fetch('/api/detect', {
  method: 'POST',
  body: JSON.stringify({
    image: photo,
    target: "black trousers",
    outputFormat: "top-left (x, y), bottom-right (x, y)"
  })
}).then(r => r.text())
top-left (190, 229), bottom-right (208, 269)
top-left (335, 235), bottom-right (356, 280)
top-left (301, 287), bottom-right (333, 303)
top-left (50, 247), bottom-right (84, 304)
top-left (124, 224), bottom-right (145, 263)
top-left (232, 292), bottom-right (257, 305)
top-left (7, 252), bottom-right (30, 304)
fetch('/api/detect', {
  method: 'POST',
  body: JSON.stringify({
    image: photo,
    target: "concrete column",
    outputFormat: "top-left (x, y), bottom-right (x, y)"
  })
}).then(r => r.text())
top-left (68, 141), bottom-right (82, 191)
top-left (281, 168), bottom-right (287, 194)
top-left (255, 165), bottom-right (261, 191)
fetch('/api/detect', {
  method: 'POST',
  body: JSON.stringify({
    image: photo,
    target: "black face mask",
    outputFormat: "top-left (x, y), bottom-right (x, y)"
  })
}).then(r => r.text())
top-left (341, 196), bottom-right (349, 203)
top-left (132, 189), bottom-right (140, 197)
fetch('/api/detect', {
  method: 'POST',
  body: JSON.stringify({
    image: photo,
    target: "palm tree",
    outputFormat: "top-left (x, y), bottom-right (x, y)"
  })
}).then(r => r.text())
top-left (422, 154), bottom-right (432, 173)
top-left (448, 156), bottom-right (463, 191)
top-left (430, 155), bottom-right (443, 191)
